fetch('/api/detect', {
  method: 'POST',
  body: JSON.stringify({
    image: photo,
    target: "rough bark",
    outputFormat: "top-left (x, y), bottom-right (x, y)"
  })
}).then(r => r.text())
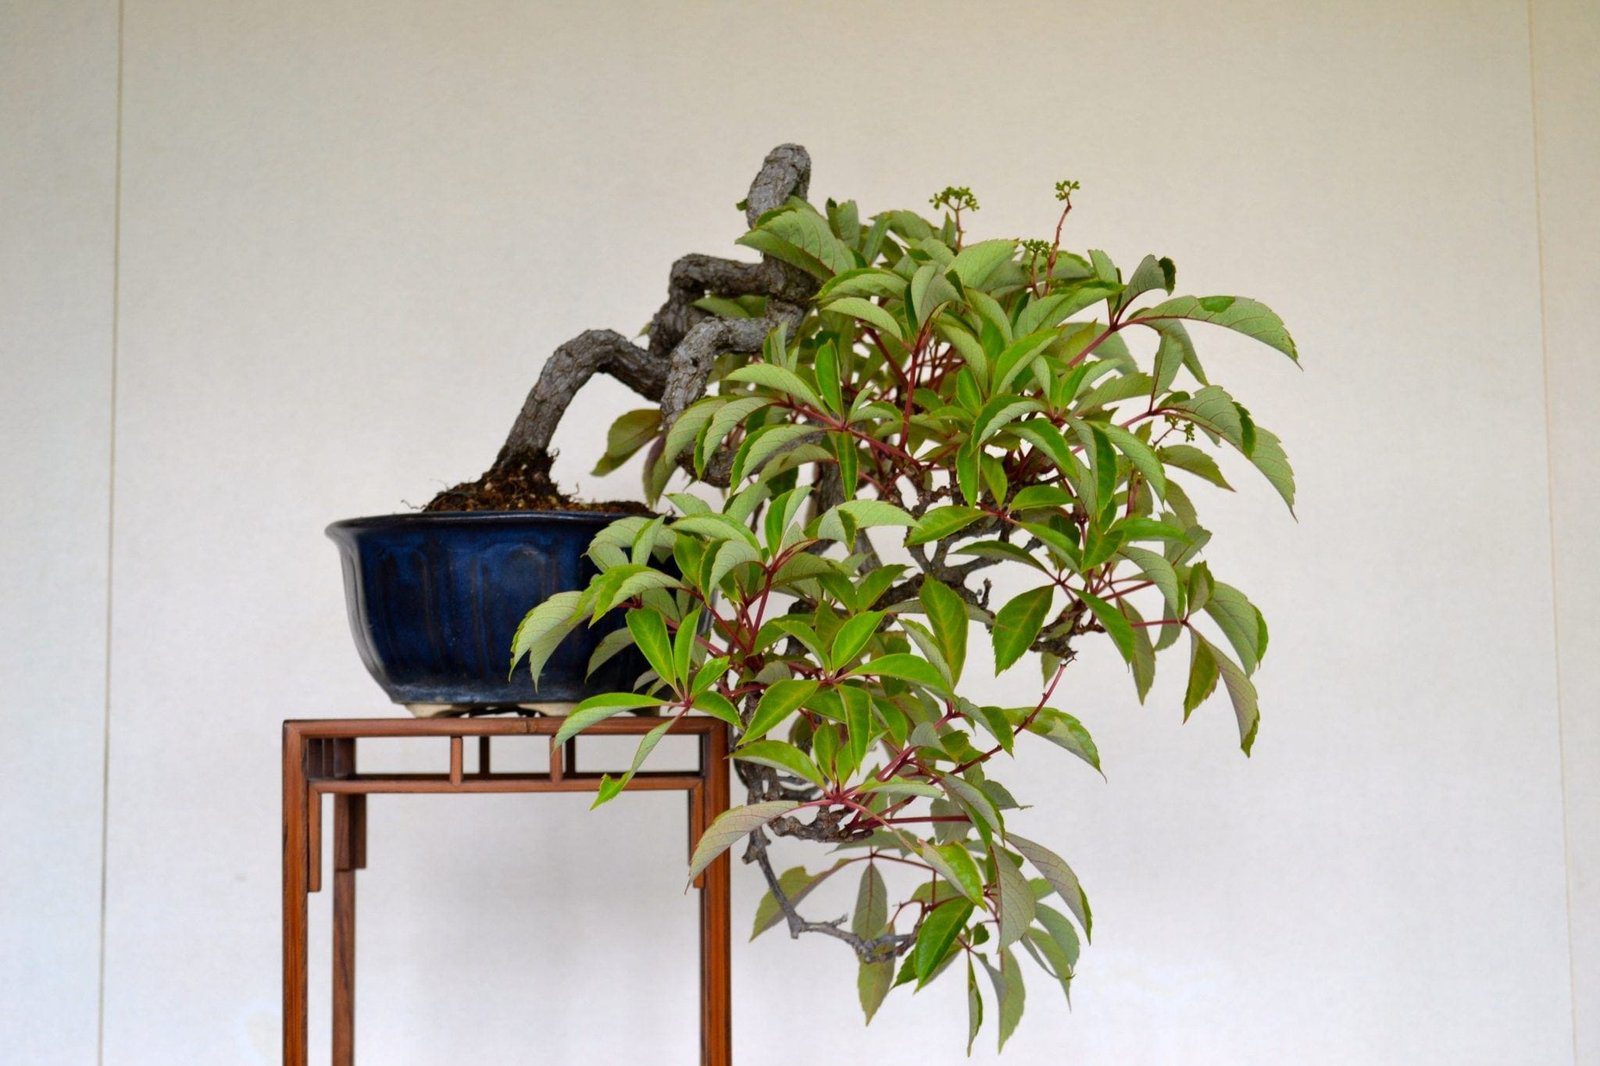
top-left (425, 144), bottom-right (816, 512)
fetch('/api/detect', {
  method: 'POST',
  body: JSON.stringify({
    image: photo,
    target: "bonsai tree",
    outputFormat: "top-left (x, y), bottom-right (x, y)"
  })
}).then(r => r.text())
top-left (502, 145), bottom-right (1297, 1051)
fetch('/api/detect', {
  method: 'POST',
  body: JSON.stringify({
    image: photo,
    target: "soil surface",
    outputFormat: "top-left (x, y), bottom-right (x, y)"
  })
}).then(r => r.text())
top-left (423, 450), bottom-right (652, 515)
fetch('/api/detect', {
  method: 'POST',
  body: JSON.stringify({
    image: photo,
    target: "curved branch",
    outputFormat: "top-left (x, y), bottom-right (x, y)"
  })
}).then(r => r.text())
top-left (477, 144), bottom-right (816, 486)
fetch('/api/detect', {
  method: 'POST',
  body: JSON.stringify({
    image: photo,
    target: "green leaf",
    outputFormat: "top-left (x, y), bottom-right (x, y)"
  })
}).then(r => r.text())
top-left (841, 685), bottom-right (873, 776)
top-left (995, 848), bottom-right (1036, 951)
top-left (1248, 426), bottom-right (1296, 513)
top-left (1009, 834), bottom-right (1091, 938)
top-left (1078, 590), bottom-right (1136, 664)
top-left (1025, 708), bottom-right (1101, 773)
top-left (733, 740), bottom-right (825, 787)
top-left (828, 296), bottom-right (905, 343)
top-left (725, 363), bottom-right (826, 412)
top-left (943, 775), bottom-right (1002, 834)
top-left (1008, 485), bottom-right (1075, 512)
top-left (910, 842), bottom-right (980, 908)
top-left (949, 237), bottom-right (1017, 287)
top-left (967, 961), bottom-right (985, 1056)
top-left (1183, 634), bottom-right (1220, 718)
top-left (741, 679), bottom-right (819, 743)
top-left (1208, 637), bottom-right (1261, 755)
top-left (687, 800), bottom-right (800, 882)
top-left (859, 960), bottom-right (894, 1024)
top-left (741, 203), bottom-right (856, 278)
top-left (906, 505), bottom-right (986, 546)
top-left (1156, 447), bottom-right (1228, 494)
top-left (919, 579), bottom-right (970, 686)
top-left (859, 777), bottom-right (943, 800)
top-left (592, 717), bottom-right (674, 807)
top-left (690, 689), bottom-right (742, 731)
top-left (661, 397), bottom-right (723, 466)
top-left (625, 609), bottom-right (678, 689)
top-left (1116, 253), bottom-right (1176, 313)
top-left (1135, 294), bottom-right (1298, 362)
top-left (591, 407), bottom-right (662, 476)
top-left (730, 423), bottom-right (820, 484)
top-left (829, 610), bottom-right (886, 671)
top-left (508, 590), bottom-right (584, 689)
top-left (1203, 581), bottom-right (1264, 674)
top-left (914, 900), bottom-right (976, 983)
top-left (698, 396), bottom-right (771, 473)
top-left (852, 863), bottom-right (890, 938)
top-left (973, 394), bottom-right (1043, 444)
top-left (553, 692), bottom-right (669, 746)
top-left (1171, 385), bottom-right (1247, 448)
top-left (814, 341), bottom-right (844, 415)
top-left (849, 653), bottom-right (952, 694)
top-left (1119, 545), bottom-right (1182, 614)
top-left (594, 564), bottom-right (684, 615)
top-left (1100, 423), bottom-right (1167, 497)
top-left (818, 266), bottom-right (907, 302)
top-left (992, 587), bottom-right (1054, 674)
top-left (981, 950), bottom-right (1027, 1051)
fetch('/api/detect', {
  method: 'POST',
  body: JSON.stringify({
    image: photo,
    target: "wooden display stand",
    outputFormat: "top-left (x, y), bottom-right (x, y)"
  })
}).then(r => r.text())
top-left (282, 716), bottom-right (732, 1065)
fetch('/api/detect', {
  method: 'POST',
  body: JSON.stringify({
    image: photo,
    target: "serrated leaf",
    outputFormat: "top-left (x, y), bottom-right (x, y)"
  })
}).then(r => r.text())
top-left (859, 959), bottom-right (894, 1024)
top-left (688, 801), bottom-right (800, 882)
top-left (914, 899), bottom-right (976, 983)
top-left (1183, 633), bottom-right (1220, 717)
top-left (1203, 581), bottom-right (1264, 674)
top-left (919, 579), bottom-right (970, 686)
top-left (828, 296), bottom-right (905, 343)
top-left (741, 679), bottom-right (819, 742)
top-left (508, 590), bottom-right (583, 689)
top-left (1078, 590), bottom-right (1136, 664)
top-left (1136, 294), bottom-right (1298, 361)
top-left (907, 505), bottom-right (986, 546)
top-left (1208, 637), bottom-right (1261, 755)
top-left (995, 848), bottom-right (1035, 950)
top-left (592, 717), bottom-right (674, 807)
top-left (725, 363), bottom-right (826, 412)
top-left (981, 950), bottom-right (1027, 1051)
top-left (949, 237), bottom-right (1017, 287)
top-left (1248, 426), bottom-right (1296, 513)
top-left (1119, 545), bottom-right (1182, 614)
top-left (553, 692), bottom-right (669, 746)
top-left (1009, 834), bottom-right (1091, 938)
top-left (920, 842), bottom-right (985, 904)
top-left (852, 863), bottom-right (889, 938)
top-left (625, 608), bottom-right (677, 689)
top-left (733, 740), bottom-right (825, 786)
top-left (849, 653), bottom-right (952, 694)
top-left (1025, 708), bottom-right (1101, 773)
top-left (992, 586), bottom-right (1054, 674)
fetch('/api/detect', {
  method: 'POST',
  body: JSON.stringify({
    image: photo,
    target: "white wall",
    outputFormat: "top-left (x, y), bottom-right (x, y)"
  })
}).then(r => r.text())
top-left (2, 1), bottom-right (1593, 1062)
top-left (1532, 0), bottom-right (1600, 1059)
top-left (0, 1), bottom-right (117, 1061)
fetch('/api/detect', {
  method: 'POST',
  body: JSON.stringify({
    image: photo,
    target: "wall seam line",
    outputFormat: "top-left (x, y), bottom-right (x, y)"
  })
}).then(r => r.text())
top-left (1524, 1), bottom-right (1580, 1061)
top-left (94, 0), bottom-right (125, 1061)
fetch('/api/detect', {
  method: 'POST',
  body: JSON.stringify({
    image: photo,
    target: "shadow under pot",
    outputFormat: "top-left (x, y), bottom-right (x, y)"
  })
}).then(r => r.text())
top-left (326, 510), bottom-right (647, 716)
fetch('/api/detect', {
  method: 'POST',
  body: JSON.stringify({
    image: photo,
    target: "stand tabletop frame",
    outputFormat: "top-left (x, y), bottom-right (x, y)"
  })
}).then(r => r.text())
top-left (282, 715), bottom-right (732, 1065)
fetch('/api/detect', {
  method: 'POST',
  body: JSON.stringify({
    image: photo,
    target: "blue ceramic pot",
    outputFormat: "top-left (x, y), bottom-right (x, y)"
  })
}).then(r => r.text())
top-left (326, 511), bottom-right (642, 711)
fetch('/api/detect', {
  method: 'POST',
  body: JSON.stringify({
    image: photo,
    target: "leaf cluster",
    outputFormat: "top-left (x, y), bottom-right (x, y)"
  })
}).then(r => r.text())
top-left (521, 182), bottom-right (1298, 1051)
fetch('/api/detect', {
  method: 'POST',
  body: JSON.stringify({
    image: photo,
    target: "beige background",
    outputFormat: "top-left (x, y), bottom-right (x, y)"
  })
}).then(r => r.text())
top-left (3, 1), bottom-right (1595, 1062)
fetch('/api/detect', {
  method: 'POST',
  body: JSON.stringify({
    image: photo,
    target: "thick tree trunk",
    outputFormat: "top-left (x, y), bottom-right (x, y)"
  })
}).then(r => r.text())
top-left (425, 144), bottom-right (816, 512)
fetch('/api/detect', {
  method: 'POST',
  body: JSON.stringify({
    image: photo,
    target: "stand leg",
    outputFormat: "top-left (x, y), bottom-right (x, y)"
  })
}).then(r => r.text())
top-left (282, 727), bottom-right (309, 1066)
top-left (700, 726), bottom-right (732, 1066)
top-left (332, 793), bottom-right (362, 1066)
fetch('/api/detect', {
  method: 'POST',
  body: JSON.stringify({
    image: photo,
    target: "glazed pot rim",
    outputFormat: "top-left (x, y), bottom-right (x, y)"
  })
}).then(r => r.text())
top-left (326, 509), bottom-right (648, 538)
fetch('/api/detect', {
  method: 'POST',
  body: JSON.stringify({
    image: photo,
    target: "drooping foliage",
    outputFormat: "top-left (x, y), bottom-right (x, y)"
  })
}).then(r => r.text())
top-left (512, 178), bottom-right (1296, 1051)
